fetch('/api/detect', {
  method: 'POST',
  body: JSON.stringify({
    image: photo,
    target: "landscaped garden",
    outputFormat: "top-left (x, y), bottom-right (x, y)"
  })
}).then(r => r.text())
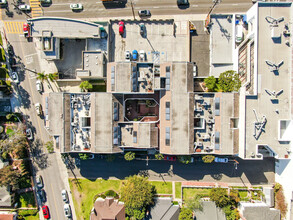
top-left (183, 187), bottom-right (211, 201)
top-left (69, 177), bottom-right (175, 220)
top-left (18, 192), bottom-right (36, 208)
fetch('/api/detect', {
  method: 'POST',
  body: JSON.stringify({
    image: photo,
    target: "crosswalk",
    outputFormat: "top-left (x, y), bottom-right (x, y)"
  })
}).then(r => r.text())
top-left (4, 21), bottom-right (25, 34)
top-left (29, 0), bottom-right (43, 18)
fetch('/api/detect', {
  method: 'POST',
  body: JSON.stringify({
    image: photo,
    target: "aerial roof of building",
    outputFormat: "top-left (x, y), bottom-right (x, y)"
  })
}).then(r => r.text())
top-left (146, 197), bottom-right (179, 220)
top-left (90, 197), bottom-right (125, 220)
top-left (239, 2), bottom-right (292, 159)
top-left (239, 202), bottom-right (280, 220)
top-left (29, 17), bottom-right (102, 38)
top-left (0, 186), bottom-right (12, 207)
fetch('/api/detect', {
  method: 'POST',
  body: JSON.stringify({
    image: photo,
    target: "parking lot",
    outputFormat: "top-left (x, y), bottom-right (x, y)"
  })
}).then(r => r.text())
top-left (110, 20), bottom-right (189, 63)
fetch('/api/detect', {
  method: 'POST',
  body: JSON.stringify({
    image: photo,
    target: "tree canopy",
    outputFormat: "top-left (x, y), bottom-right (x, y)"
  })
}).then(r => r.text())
top-left (179, 208), bottom-right (193, 220)
top-left (209, 187), bottom-right (229, 208)
top-left (120, 175), bottom-right (155, 219)
top-left (204, 76), bottom-right (217, 92)
top-left (0, 165), bottom-right (22, 189)
top-left (37, 72), bottom-right (48, 82)
top-left (79, 81), bottom-right (93, 92)
top-left (218, 70), bottom-right (241, 92)
top-left (48, 72), bottom-right (59, 82)
top-left (124, 152), bottom-right (135, 161)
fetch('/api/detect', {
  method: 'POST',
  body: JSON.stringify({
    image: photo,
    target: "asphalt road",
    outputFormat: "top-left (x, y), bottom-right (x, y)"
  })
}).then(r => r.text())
top-left (0, 0), bottom-right (256, 21)
top-left (69, 156), bottom-right (275, 185)
top-left (5, 32), bottom-right (74, 220)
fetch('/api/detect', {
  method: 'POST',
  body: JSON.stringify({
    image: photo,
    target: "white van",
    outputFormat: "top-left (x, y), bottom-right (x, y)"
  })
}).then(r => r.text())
top-left (235, 24), bottom-right (243, 43)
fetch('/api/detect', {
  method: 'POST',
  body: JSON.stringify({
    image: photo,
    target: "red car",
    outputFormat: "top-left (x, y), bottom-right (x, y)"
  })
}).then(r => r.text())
top-left (23, 23), bottom-right (29, 37)
top-left (119, 21), bottom-right (125, 35)
top-left (164, 156), bottom-right (176, 161)
top-left (42, 205), bottom-right (50, 219)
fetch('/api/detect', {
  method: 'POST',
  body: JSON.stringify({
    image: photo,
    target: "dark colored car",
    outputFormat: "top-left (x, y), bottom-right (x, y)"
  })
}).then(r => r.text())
top-left (8, 57), bottom-right (16, 67)
top-left (119, 21), bottom-right (125, 35)
top-left (42, 205), bottom-right (50, 219)
top-left (7, 43), bottom-right (14, 56)
top-left (177, 0), bottom-right (188, 6)
top-left (139, 23), bottom-right (145, 36)
top-left (40, 189), bottom-right (46, 203)
top-left (138, 10), bottom-right (151, 17)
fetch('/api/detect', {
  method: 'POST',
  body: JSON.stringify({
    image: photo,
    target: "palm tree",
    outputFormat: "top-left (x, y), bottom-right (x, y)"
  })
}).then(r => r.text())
top-left (48, 72), bottom-right (59, 82)
top-left (36, 72), bottom-right (47, 82)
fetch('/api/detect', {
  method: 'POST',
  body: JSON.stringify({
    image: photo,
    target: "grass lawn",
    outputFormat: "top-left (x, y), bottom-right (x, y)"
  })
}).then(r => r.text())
top-left (150, 181), bottom-right (172, 194)
top-left (69, 178), bottom-right (121, 220)
top-left (19, 192), bottom-right (36, 208)
top-left (239, 190), bottom-right (249, 201)
top-left (24, 214), bottom-right (39, 220)
top-left (175, 182), bottom-right (182, 199)
top-left (6, 127), bottom-right (14, 136)
top-left (183, 188), bottom-right (211, 201)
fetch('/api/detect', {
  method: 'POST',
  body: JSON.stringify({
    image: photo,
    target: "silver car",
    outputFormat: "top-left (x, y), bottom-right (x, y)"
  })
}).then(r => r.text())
top-left (11, 72), bottom-right (19, 84)
top-left (70, 3), bottom-right (83, 10)
top-left (64, 204), bottom-right (72, 218)
top-left (36, 175), bottom-right (43, 188)
top-left (61, 189), bottom-right (69, 203)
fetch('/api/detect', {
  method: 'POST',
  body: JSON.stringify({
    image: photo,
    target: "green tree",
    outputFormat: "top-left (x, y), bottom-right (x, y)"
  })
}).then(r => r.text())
top-left (223, 205), bottom-right (240, 220)
top-left (45, 141), bottom-right (54, 153)
top-left (48, 72), bottom-right (59, 82)
top-left (0, 165), bottom-right (22, 189)
top-left (209, 188), bottom-right (229, 208)
top-left (202, 155), bottom-right (215, 163)
top-left (155, 153), bottom-right (164, 160)
top-left (179, 208), bottom-right (193, 220)
top-left (120, 175), bottom-right (155, 219)
top-left (178, 155), bottom-right (192, 164)
top-left (229, 189), bottom-right (240, 206)
top-left (79, 153), bottom-right (89, 160)
top-left (185, 194), bottom-right (203, 212)
top-left (36, 72), bottom-right (48, 82)
top-left (218, 70), bottom-right (241, 92)
top-left (124, 152), bottom-right (135, 161)
top-left (79, 81), bottom-right (93, 92)
top-left (204, 76), bottom-right (217, 92)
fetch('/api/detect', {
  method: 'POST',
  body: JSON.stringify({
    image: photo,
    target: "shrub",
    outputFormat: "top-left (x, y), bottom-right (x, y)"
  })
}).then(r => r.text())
top-left (179, 208), bottom-right (193, 220)
top-left (124, 152), bottom-right (135, 161)
top-left (155, 153), bottom-right (164, 160)
top-left (79, 153), bottom-right (89, 160)
top-left (18, 209), bottom-right (38, 216)
top-left (223, 205), bottom-right (240, 220)
top-left (274, 183), bottom-right (287, 219)
top-left (218, 70), bottom-right (241, 92)
top-left (202, 155), bottom-right (215, 163)
top-left (204, 76), bottom-right (217, 92)
top-left (209, 188), bottom-right (229, 208)
top-left (45, 141), bottom-right (54, 153)
top-left (178, 155), bottom-right (192, 164)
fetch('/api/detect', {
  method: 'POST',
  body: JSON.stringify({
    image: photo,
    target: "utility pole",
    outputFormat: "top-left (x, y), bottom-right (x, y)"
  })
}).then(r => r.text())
top-left (205, 0), bottom-right (222, 30)
top-left (130, 0), bottom-right (135, 20)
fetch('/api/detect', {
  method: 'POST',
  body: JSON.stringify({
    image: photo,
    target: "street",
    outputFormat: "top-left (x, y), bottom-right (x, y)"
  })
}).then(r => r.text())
top-left (4, 27), bottom-right (75, 220)
top-left (69, 156), bottom-right (275, 185)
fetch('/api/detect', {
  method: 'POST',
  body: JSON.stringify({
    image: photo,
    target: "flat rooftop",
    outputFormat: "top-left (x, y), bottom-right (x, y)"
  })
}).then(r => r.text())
top-left (244, 3), bottom-right (291, 159)
top-left (29, 17), bottom-right (101, 38)
top-left (82, 51), bottom-right (105, 78)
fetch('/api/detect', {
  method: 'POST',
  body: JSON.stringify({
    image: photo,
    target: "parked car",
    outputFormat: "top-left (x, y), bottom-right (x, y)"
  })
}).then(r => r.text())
top-left (0, 0), bottom-right (7, 5)
top-left (36, 175), bottom-right (43, 188)
top-left (42, 205), bottom-right (50, 219)
top-left (214, 157), bottom-right (229, 163)
top-left (39, 0), bottom-right (51, 3)
top-left (36, 80), bottom-right (43, 92)
top-left (8, 57), bottom-right (16, 67)
top-left (164, 156), bottom-right (176, 161)
top-left (7, 43), bottom-right (14, 56)
top-left (40, 189), bottom-right (46, 203)
top-left (132, 50), bottom-right (138, 61)
top-left (35, 103), bottom-right (42, 116)
top-left (26, 128), bottom-right (33, 140)
top-left (119, 21), bottom-right (125, 35)
top-left (19, 4), bottom-right (31, 11)
top-left (138, 10), bottom-right (151, 17)
top-left (139, 23), bottom-right (145, 36)
top-left (139, 50), bottom-right (145, 60)
top-left (177, 0), bottom-right (188, 6)
top-left (125, 50), bottom-right (131, 61)
top-left (70, 3), bottom-right (83, 10)
top-left (61, 189), bottom-right (69, 203)
top-left (10, 72), bottom-right (19, 84)
top-left (64, 204), bottom-right (72, 218)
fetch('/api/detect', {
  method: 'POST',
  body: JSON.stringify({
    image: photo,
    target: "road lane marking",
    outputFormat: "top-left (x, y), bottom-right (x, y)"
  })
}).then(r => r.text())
top-left (4, 21), bottom-right (25, 34)
top-left (50, 183), bottom-right (61, 220)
